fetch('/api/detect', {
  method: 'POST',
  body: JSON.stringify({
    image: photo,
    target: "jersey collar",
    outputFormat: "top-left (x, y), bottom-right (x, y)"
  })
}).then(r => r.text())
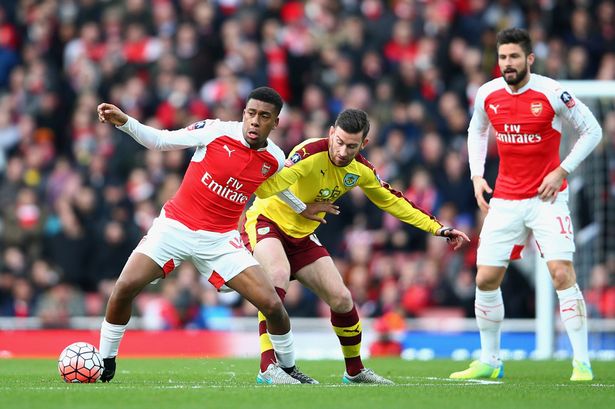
top-left (504, 73), bottom-right (533, 95)
top-left (240, 135), bottom-right (270, 151)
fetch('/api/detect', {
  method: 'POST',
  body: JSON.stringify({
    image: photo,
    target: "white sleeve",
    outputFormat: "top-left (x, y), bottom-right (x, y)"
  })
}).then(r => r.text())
top-left (277, 190), bottom-right (307, 213)
top-left (553, 90), bottom-right (603, 173)
top-left (116, 117), bottom-right (209, 150)
top-left (467, 89), bottom-right (491, 179)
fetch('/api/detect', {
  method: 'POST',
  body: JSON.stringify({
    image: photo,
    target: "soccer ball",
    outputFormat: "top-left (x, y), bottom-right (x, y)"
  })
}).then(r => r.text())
top-left (57, 342), bottom-right (104, 383)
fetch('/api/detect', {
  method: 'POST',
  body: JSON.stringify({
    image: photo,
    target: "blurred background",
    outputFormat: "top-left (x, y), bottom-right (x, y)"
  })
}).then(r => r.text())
top-left (0, 0), bottom-right (614, 359)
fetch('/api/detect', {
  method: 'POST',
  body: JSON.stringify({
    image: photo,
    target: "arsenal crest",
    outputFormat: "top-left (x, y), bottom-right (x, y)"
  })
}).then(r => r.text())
top-left (530, 102), bottom-right (542, 116)
top-left (261, 162), bottom-right (272, 175)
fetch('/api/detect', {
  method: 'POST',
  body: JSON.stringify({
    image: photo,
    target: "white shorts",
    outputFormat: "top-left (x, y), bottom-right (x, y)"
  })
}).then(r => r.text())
top-left (134, 214), bottom-right (259, 289)
top-left (477, 189), bottom-right (575, 267)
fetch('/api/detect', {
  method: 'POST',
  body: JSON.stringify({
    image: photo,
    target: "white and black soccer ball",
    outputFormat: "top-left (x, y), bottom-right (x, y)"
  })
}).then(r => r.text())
top-left (58, 342), bottom-right (104, 383)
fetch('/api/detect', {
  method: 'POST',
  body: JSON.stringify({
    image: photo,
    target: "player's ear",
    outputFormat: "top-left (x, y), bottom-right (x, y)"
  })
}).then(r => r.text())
top-left (361, 137), bottom-right (370, 150)
top-left (527, 52), bottom-right (535, 66)
top-left (328, 126), bottom-right (335, 137)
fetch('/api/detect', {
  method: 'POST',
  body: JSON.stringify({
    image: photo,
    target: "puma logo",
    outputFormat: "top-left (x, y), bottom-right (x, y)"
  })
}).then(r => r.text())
top-left (223, 144), bottom-right (235, 157)
top-left (342, 325), bottom-right (360, 334)
top-left (489, 104), bottom-right (499, 114)
top-left (320, 169), bottom-right (325, 176)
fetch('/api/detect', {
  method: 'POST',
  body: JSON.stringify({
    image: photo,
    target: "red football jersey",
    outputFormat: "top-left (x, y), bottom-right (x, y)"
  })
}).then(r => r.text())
top-left (468, 74), bottom-right (601, 200)
top-left (118, 117), bottom-right (285, 232)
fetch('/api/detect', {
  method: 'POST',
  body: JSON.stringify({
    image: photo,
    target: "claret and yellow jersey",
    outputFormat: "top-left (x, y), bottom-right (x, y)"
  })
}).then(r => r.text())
top-left (248, 137), bottom-right (443, 239)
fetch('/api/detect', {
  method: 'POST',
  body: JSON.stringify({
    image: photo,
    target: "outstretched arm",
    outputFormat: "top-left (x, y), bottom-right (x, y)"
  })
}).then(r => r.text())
top-left (358, 164), bottom-right (469, 250)
top-left (97, 103), bottom-right (205, 150)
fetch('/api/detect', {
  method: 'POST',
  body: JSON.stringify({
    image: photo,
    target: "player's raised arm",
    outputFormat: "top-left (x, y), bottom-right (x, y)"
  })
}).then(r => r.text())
top-left (97, 102), bottom-right (206, 151)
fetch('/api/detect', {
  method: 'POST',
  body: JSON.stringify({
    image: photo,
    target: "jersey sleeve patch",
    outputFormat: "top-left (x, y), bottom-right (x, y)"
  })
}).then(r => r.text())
top-left (285, 152), bottom-right (302, 167)
top-left (186, 120), bottom-right (207, 130)
top-left (560, 91), bottom-right (576, 109)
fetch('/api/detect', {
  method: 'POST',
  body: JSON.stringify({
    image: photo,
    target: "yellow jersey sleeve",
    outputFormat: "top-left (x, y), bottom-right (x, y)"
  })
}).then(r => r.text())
top-left (245, 139), bottom-right (443, 240)
top-left (354, 157), bottom-right (443, 235)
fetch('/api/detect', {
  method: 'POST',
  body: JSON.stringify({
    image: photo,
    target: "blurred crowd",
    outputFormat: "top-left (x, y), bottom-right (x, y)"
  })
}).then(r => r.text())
top-left (1, 0), bottom-right (614, 329)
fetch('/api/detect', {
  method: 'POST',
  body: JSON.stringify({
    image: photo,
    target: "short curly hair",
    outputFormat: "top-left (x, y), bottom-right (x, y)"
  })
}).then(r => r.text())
top-left (496, 28), bottom-right (533, 56)
top-left (246, 87), bottom-right (284, 115)
top-left (334, 109), bottom-right (370, 139)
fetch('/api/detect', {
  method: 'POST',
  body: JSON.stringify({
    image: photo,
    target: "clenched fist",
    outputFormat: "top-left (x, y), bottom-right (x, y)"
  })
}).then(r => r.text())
top-left (97, 103), bottom-right (129, 126)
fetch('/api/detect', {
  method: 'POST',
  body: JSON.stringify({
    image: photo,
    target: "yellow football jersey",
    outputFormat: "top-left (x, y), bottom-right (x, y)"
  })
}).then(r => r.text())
top-left (248, 138), bottom-right (443, 239)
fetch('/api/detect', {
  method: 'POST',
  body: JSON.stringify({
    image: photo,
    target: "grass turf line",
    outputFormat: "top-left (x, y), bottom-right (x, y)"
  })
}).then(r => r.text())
top-left (0, 358), bottom-right (613, 409)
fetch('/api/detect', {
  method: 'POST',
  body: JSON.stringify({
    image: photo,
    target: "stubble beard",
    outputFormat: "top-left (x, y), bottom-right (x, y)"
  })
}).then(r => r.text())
top-left (503, 64), bottom-right (529, 86)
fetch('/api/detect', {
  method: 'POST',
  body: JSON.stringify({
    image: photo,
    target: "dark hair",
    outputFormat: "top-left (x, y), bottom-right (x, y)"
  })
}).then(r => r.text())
top-left (496, 28), bottom-right (533, 56)
top-left (246, 87), bottom-right (283, 115)
top-left (334, 109), bottom-right (370, 139)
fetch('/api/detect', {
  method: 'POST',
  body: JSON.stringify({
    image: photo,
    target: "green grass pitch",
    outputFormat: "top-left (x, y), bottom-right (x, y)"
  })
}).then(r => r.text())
top-left (1, 358), bottom-right (613, 409)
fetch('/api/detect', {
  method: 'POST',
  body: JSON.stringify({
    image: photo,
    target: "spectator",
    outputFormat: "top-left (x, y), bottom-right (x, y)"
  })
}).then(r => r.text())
top-left (585, 263), bottom-right (615, 318)
top-left (0, 0), bottom-right (611, 327)
top-left (369, 311), bottom-right (405, 357)
top-left (35, 282), bottom-right (86, 328)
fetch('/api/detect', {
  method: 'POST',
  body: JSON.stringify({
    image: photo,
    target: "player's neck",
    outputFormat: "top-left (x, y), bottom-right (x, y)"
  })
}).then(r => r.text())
top-left (509, 73), bottom-right (531, 93)
top-left (245, 138), bottom-right (268, 150)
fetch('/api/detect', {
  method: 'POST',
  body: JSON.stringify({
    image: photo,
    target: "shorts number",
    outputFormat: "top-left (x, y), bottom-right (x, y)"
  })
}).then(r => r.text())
top-left (556, 216), bottom-right (572, 234)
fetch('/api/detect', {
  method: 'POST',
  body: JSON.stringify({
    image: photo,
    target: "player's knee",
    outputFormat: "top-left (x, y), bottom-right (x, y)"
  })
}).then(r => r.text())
top-left (475, 266), bottom-right (505, 290)
top-left (328, 288), bottom-right (353, 312)
top-left (550, 263), bottom-right (576, 289)
top-left (112, 277), bottom-right (142, 301)
top-left (258, 297), bottom-right (285, 320)
top-left (268, 267), bottom-right (291, 286)
top-left (475, 275), bottom-right (499, 290)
